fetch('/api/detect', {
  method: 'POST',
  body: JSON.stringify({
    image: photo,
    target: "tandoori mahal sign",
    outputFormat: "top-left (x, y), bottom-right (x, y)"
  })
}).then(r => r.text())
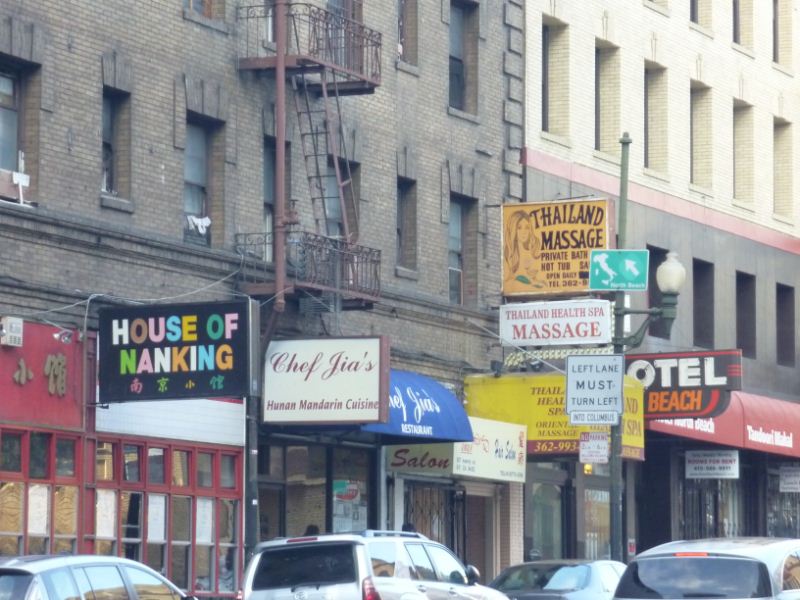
top-left (98, 300), bottom-right (260, 403)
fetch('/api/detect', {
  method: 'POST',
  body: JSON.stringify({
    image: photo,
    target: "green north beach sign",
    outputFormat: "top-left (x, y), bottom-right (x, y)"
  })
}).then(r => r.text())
top-left (589, 249), bottom-right (650, 291)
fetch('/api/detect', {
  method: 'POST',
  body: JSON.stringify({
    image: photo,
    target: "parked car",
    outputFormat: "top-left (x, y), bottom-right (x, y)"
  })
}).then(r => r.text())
top-left (489, 559), bottom-right (626, 600)
top-left (240, 529), bottom-right (510, 600)
top-left (0, 554), bottom-right (196, 600)
top-left (614, 537), bottom-right (800, 600)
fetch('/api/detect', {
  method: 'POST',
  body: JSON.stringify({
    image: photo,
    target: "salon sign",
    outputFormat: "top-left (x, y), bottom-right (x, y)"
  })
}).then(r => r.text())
top-left (263, 337), bottom-right (390, 424)
top-left (502, 199), bottom-right (610, 297)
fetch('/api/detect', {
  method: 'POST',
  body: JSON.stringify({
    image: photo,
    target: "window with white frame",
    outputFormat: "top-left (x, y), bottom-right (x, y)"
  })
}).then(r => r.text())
top-left (0, 73), bottom-right (19, 172)
top-left (184, 123), bottom-right (210, 245)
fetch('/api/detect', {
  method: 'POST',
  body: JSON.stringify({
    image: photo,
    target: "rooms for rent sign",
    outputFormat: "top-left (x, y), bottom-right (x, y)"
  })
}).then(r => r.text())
top-left (502, 199), bottom-right (610, 297)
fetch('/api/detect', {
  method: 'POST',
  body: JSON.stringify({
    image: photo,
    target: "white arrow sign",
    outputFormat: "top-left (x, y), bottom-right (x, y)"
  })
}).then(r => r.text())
top-left (624, 259), bottom-right (640, 277)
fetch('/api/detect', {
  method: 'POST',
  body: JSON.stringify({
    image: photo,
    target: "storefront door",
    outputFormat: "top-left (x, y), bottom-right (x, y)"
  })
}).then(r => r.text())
top-left (526, 462), bottom-right (570, 560)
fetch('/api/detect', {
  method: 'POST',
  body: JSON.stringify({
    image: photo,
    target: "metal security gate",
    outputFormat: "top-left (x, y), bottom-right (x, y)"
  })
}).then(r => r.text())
top-left (403, 482), bottom-right (466, 558)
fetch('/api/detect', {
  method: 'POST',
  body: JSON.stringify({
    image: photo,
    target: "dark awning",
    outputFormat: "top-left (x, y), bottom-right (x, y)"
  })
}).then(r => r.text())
top-left (362, 369), bottom-right (473, 443)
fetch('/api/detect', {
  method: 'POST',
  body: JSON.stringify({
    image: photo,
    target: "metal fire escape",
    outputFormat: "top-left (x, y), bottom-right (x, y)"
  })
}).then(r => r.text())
top-left (235, 1), bottom-right (382, 310)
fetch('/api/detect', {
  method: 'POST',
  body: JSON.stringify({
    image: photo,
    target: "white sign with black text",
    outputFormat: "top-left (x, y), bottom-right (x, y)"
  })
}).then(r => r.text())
top-left (579, 432), bottom-right (609, 464)
top-left (499, 299), bottom-right (612, 347)
top-left (685, 450), bottom-right (740, 479)
top-left (566, 354), bottom-right (624, 425)
top-left (780, 466), bottom-right (800, 492)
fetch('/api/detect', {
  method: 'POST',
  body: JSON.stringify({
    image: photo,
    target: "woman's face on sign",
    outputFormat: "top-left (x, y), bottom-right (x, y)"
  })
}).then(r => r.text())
top-left (516, 215), bottom-right (531, 244)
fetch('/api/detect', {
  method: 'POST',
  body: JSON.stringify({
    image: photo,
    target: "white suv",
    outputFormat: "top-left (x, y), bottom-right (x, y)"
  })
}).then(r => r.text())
top-left (614, 537), bottom-right (800, 600)
top-left (241, 530), bottom-right (510, 600)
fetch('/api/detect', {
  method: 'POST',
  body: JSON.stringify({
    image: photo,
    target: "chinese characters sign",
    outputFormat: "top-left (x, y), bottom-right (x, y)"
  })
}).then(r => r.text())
top-left (98, 300), bottom-right (258, 402)
top-left (502, 199), bottom-right (610, 297)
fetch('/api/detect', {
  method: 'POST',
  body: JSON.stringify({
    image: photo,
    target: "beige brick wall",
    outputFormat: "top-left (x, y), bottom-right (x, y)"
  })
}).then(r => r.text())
top-left (525, 0), bottom-right (800, 234)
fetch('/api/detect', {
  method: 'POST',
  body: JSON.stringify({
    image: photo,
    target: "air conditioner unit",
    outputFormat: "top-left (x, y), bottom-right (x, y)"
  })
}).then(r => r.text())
top-left (0, 316), bottom-right (23, 347)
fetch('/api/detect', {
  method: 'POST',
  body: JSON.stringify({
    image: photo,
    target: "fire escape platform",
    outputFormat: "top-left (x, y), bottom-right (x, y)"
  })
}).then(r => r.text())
top-left (238, 55), bottom-right (378, 95)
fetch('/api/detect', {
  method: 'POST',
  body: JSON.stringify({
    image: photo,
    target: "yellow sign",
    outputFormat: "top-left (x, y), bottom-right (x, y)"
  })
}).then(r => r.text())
top-left (464, 373), bottom-right (644, 460)
top-left (502, 199), bottom-right (610, 297)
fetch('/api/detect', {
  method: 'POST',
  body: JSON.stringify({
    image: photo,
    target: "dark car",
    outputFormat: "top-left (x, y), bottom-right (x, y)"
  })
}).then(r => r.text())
top-left (490, 559), bottom-right (626, 600)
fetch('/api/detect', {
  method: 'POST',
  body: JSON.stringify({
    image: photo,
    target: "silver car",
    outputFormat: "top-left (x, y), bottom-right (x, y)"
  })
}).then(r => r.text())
top-left (0, 554), bottom-right (195, 600)
top-left (241, 530), bottom-right (510, 600)
top-left (614, 537), bottom-right (800, 600)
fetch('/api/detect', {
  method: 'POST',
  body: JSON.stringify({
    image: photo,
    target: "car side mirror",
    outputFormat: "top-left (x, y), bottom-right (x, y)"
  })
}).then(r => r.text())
top-left (466, 564), bottom-right (481, 585)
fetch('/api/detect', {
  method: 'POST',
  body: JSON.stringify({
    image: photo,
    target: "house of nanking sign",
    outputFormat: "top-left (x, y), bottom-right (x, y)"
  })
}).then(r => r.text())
top-left (499, 299), bottom-right (612, 347)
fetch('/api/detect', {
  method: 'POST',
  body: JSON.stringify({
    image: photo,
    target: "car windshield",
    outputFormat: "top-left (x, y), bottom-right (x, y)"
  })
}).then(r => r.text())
top-left (615, 556), bottom-right (772, 599)
top-left (252, 543), bottom-right (357, 590)
top-left (0, 572), bottom-right (33, 600)
top-left (494, 564), bottom-right (590, 591)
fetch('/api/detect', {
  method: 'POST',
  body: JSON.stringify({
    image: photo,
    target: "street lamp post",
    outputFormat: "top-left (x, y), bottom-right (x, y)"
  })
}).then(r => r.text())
top-left (609, 132), bottom-right (686, 562)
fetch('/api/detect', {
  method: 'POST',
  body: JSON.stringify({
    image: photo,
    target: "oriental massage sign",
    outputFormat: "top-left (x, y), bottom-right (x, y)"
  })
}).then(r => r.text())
top-left (98, 300), bottom-right (257, 402)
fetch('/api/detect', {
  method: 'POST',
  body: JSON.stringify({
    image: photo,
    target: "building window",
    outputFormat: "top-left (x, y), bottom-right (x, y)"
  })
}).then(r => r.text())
top-left (773, 0), bottom-right (792, 67)
top-left (183, 0), bottom-right (221, 19)
top-left (171, 496), bottom-right (192, 589)
top-left (0, 431), bottom-right (22, 472)
top-left (398, 0), bottom-right (418, 65)
top-left (773, 118), bottom-right (792, 218)
top-left (690, 0), bottom-right (711, 28)
top-left (542, 20), bottom-right (569, 135)
top-left (449, 1), bottom-right (478, 114)
top-left (647, 246), bottom-right (670, 339)
top-left (56, 439), bottom-right (76, 478)
top-left (96, 442), bottom-right (114, 482)
top-left (693, 259), bottom-right (714, 348)
top-left (396, 177), bottom-right (417, 270)
top-left (690, 82), bottom-right (712, 188)
top-left (0, 72), bottom-right (19, 172)
top-left (732, 0), bottom-right (741, 42)
top-left (776, 283), bottom-right (795, 366)
top-left (101, 90), bottom-right (131, 198)
top-left (594, 42), bottom-right (620, 154)
top-left (736, 271), bottom-right (756, 358)
top-left (147, 448), bottom-right (166, 485)
top-left (121, 491), bottom-right (143, 560)
top-left (733, 101), bottom-right (753, 203)
top-left (123, 445), bottom-right (140, 482)
top-left (221, 455), bottom-right (237, 489)
top-left (198, 453), bottom-right (213, 488)
top-left (145, 493), bottom-right (167, 574)
top-left (644, 63), bottom-right (668, 172)
top-left (172, 450), bottom-right (190, 487)
top-left (448, 195), bottom-right (477, 306)
top-left (263, 140), bottom-right (276, 263)
top-left (184, 123), bottom-right (210, 245)
top-left (53, 485), bottom-right (77, 555)
top-left (30, 433), bottom-right (51, 480)
top-left (323, 159), bottom-right (359, 239)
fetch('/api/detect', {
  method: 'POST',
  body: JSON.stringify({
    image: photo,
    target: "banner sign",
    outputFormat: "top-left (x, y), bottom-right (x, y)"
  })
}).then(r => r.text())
top-left (626, 349), bottom-right (742, 419)
top-left (98, 300), bottom-right (259, 403)
top-left (502, 199), bottom-right (609, 297)
top-left (499, 299), bottom-right (612, 347)
top-left (464, 373), bottom-right (645, 460)
top-left (263, 337), bottom-right (389, 424)
top-left (387, 417), bottom-right (527, 483)
top-left (685, 450), bottom-right (740, 479)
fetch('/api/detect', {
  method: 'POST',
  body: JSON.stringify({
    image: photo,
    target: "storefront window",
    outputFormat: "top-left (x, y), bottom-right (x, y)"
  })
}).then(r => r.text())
top-left (332, 448), bottom-right (370, 533)
top-left (95, 488), bottom-right (117, 555)
top-left (0, 432), bottom-right (22, 472)
top-left (286, 445), bottom-right (326, 536)
top-left (527, 476), bottom-right (564, 560)
top-left (27, 484), bottom-right (50, 553)
top-left (221, 455), bottom-right (236, 489)
top-left (53, 485), bottom-right (77, 554)
top-left (197, 453), bottom-right (213, 487)
top-left (681, 476), bottom-right (744, 538)
top-left (121, 491), bottom-right (143, 560)
top-left (146, 494), bottom-right (167, 574)
top-left (584, 488), bottom-right (610, 560)
top-left (171, 496), bottom-right (192, 588)
top-left (768, 468), bottom-right (800, 537)
top-left (195, 497), bottom-right (214, 591)
top-left (123, 445), bottom-right (140, 482)
top-left (258, 486), bottom-right (282, 541)
top-left (56, 439), bottom-right (76, 477)
top-left (30, 433), bottom-right (51, 479)
top-left (219, 499), bottom-right (238, 592)
top-left (172, 450), bottom-right (190, 487)
top-left (96, 442), bottom-right (114, 481)
top-left (148, 448), bottom-right (165, 484)
top-left (0, 482), bottom-right (23, 555)
top-left (258, 444), bottom-right (284, 478)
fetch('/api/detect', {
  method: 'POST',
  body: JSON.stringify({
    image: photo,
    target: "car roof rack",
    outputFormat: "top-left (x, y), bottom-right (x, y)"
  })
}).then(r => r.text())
top-left (359, 529), bottom-right (428, 539)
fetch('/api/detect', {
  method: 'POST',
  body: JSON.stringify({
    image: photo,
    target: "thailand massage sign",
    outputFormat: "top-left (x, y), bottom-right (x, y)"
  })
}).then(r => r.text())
top-left (464, 373), bottom-right (644, 459)
top-left (502, 198), bottom-right (609, 297)
top-left (98, 300), bottom-right (259, 402)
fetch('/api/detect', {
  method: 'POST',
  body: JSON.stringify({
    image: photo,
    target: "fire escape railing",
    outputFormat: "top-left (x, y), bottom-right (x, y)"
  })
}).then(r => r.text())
top-left (237, 2), bottom-right (382, 85)
top-left (235, 231), bottom-right (381, 300)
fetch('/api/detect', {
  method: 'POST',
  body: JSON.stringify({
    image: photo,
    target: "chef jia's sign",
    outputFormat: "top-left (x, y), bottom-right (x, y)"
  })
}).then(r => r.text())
top-left (263, 337), bottom-right (390, 424)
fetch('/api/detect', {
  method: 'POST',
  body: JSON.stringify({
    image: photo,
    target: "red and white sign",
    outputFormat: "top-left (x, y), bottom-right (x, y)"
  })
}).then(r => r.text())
top-left (499, 299), bottom-right (611, 347)
top-left (263, 336), bottom-right (389, 424)
top-left (579, 432), bottom-right (609, 464)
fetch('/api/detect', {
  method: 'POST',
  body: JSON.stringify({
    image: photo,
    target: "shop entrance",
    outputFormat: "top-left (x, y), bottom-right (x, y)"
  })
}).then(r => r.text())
top-left (526, 462), bottom-right (571, 560)
top-left (403, 481), bottom-right (466, 557)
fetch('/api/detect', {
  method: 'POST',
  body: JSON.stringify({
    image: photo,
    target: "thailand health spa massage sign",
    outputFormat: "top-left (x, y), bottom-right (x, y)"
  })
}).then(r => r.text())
top-left (98, 300), bottom-right (259, 402)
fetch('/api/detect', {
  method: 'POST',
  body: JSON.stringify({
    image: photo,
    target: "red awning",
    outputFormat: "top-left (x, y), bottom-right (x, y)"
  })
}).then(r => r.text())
top-left (647, 391), bottom-right (800, 458)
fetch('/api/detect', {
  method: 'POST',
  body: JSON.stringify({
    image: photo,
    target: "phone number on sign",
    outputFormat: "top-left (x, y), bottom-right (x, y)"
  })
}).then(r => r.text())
top-left (530, 440), bottom-right (578, 454)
